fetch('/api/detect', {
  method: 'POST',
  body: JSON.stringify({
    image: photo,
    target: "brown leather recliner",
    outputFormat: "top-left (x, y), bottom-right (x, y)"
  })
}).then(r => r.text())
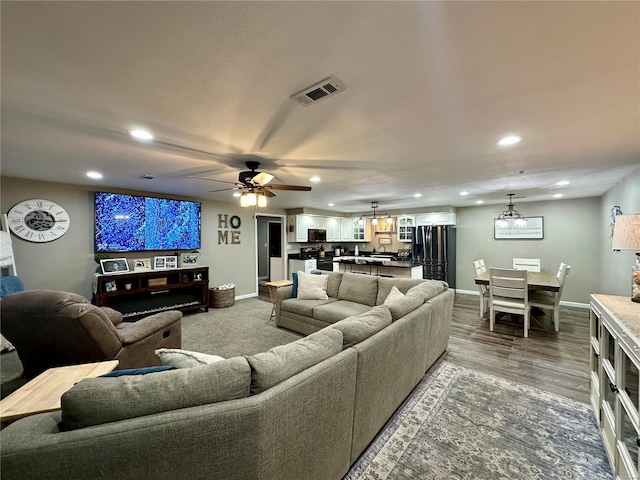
top-left (0, 290), bottom-right (182, 379)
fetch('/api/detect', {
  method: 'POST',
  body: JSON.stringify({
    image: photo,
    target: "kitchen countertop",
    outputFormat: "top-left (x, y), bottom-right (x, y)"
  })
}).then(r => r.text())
top-left (334, 256), bottom-right (420, 268)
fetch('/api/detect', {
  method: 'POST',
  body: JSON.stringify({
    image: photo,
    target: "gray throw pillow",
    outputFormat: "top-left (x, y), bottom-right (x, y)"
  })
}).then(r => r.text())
top-left (245, 328), bottom-right (343, 395)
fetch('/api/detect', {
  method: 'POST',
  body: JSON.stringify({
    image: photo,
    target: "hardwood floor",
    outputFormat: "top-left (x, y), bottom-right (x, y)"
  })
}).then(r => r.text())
top-left (446, 292), bottom-right (591, 403)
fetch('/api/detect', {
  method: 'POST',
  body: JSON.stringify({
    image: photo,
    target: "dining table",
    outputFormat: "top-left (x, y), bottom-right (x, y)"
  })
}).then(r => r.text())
top-left (475, 270), bottom-right (560, 292)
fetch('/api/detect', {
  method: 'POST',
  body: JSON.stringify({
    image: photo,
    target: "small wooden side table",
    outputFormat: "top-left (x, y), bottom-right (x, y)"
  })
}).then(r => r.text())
top-left (265, 280), bottom-right (293, 318)
top-left (0, 360), bottom-right (119, 427)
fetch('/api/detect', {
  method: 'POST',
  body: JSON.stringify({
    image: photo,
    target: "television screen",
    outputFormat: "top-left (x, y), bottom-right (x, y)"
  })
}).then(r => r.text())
top-left (95, 192), bottom-right (201, 252)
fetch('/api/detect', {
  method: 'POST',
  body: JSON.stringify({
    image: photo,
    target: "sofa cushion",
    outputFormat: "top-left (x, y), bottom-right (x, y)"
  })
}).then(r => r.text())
top-left (338, 273), bottom-right (379, 307)
top-left (155, 348), bottom-right (225, 368)
top-left (384, 285), bottom-right (405, 304)
top-left (383, 292), bottom-right (425, 321)
top-left (330, 306), bottom-right (392, 348)
top-left (61, 356), bottom-right (251, 430)
top-left (405, 281), bottom-right (448, 302)
top-left (316, 271), bottom-right (343, 299)
top-left (313, 300), bottom-right (372, 324)
top-left (245, 328), bottom-right (343, 395)
top-left (297, 271), bottom-right (329, 300)
top-left (281, 297), bottom-right (337, 317)
top-left (376, 278), bottom-right (426, 306)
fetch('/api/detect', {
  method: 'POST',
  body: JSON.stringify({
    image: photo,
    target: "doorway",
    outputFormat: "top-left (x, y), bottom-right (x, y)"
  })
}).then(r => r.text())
top-left (256, 215), bottom-right (285, 286)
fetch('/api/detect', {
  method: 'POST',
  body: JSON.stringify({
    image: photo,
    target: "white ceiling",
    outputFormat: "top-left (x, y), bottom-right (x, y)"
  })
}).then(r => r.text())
top-left (1, 1), bottom-right (638, 213)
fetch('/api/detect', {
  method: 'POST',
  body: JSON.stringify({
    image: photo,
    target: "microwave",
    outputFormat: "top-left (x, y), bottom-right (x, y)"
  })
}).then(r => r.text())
top-left (307, 229), bottom-right (326, 242)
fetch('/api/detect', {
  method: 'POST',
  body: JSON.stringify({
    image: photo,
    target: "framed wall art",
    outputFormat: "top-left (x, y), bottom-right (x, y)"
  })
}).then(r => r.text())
top-left (494, 216), bottom-right (544, 240)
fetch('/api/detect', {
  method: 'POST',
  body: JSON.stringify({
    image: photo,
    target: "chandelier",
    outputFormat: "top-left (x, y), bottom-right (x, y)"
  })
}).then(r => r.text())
top-left (495, 194), bottom-right (527, 228)
top-left (357, 201), bottom-right (393, 227)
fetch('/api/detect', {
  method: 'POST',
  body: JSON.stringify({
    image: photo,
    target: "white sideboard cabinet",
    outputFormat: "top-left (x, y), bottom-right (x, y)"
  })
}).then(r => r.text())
top-left (590, 294), bottom-right (640, 479)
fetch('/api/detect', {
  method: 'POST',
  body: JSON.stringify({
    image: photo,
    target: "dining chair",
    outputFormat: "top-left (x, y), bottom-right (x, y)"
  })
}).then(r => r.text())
top-left (473, 259), bottom-right (489, 317)
top-left (513, 258), bottom-right (541, 272)
top-left (555, 262), bottom-right (567, 279)
top-left (529, 264), bottom-right (571, 332)
top-left (489, 268), bottom-right (530, 338)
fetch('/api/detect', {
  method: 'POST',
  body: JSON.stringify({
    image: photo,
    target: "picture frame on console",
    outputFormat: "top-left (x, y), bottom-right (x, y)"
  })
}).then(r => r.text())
top-left (105, 280), bottom-right (117, 292)
top-left (100, 258), bottom-right (130, 274)
top-left (179, 252), bottom-right (199, 267)
top-left (132, 258), bottom-right (152, 272)
top-left (165, 256), bottom-right (178, 269)
top-left (154, 256), bottom-right (166, 270)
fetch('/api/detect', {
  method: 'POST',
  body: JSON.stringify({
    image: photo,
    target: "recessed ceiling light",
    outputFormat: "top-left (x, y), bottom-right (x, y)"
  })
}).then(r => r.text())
top-left (233, 192), bottom-right (241, 197)
top-left (128, 129), bottom-right (154, 141)
top-left (327, 203), bottom-right (334, 206)
top-left (556, 180), bottom-right (570, 186)
top-left (413, 193), bottom-right (422, 198)
top-left (86, 171), bottom-right (103, 180)
top-left (475, 200), bottom-right (484, 204)
top-left (553, 193), bottom-right (564, 198)
top-left (309, 176), bottom-right (321, 182)
top-left (496, 135), bottom-right (522, 146)
top-left (460, 191), bottom-right (469, 196)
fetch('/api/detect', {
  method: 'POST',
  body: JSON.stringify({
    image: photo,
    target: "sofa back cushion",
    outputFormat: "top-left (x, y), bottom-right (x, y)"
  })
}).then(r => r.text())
top-left (405, 281), bottom-right (449, 302)
top-left (330, 306), bottom-right (392, 348)
top-left (323, 271), bottom-right (343, 299)
top-left (338, 272), bottom-right (379, 307)
top-left (246, 328), bottom-right (343, 395)
top-left (376, 278), bottom-right (426, 306)
top-left (383, 292), bottom-right (425, 321)
top-left (61, 356), bottom-right (251, 430)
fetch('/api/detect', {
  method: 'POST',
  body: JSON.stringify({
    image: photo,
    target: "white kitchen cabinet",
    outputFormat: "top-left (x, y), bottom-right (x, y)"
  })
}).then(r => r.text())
top-left (326, 217), bottom-right (341, 242)
top-left (314, 216), bottom-right (327, 230)
top-left (340, 218), bottom-right (353, 242)
top-left (397, 215), bottom-right (415, 242)
top-left (288, 258), bottom-right (317, 280)
top-left (416, 212), bottom-right (456, 226)
top-left (352, 218), bottom-right (371, 242)
top-left (590, 294), bottom-right (640, 479)
top-left (295, 215), bottom-right (314, 242)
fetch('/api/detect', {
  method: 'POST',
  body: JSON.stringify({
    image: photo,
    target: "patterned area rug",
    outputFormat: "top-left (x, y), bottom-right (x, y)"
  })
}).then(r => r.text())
top-left (345, 361), bottom-right (611, 480)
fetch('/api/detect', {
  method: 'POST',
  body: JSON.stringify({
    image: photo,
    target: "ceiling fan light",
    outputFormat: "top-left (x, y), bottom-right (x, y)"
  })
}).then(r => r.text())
top-left (240, 192), bottom-right (257, 207)
top-left (257, 194), bottom-right (268, 208)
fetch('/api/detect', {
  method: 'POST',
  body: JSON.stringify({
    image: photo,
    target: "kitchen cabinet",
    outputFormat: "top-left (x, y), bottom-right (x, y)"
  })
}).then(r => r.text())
top-left (287, 215), bottom-right (315, 243)
top-left (288, 258), bottom-right (317, 279)
top-left (326, 217), bottom-right (341, 242)
top-left (397, 215), bottom-right (415, 242)
top-left (416, 212), bottom-right (456, 226)
top-left (352, 218), bottom-right (371, 242)
top-left (590, 294), bottom-right (640, 479)
top-left (340, 218), bottom-right (353, 242)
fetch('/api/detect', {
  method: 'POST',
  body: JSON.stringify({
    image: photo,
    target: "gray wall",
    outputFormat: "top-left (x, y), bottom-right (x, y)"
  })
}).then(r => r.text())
top-left (0, 176), bottom-right (283, 299)
top-left (600, 167), bottom-right (640, 295)
top-left (455, 197), bottom-right (601, 304)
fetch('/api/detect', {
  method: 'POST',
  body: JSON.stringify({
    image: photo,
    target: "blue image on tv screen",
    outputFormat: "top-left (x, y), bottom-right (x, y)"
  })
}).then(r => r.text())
top-left (95, 192), bottom-right (201, 252)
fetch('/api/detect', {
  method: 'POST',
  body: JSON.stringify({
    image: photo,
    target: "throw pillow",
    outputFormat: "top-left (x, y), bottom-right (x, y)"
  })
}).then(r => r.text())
top-left (297, 271), bottom-right (329, 300)
top-left (384, 285), bottom-right (405, 304)
top-left (291, 270), bottom-right (322, 298)
top-left (155, 348), bottom-right (225, 369)
top-left (99, 365), bottom-right (176, 377)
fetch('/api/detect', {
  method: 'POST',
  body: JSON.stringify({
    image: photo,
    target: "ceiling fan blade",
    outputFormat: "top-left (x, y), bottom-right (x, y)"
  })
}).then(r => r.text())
top-left (262, 189), bottom-right (277, 198)
top-left (252, 172), bottom-right (274, 186)
top-left (190, 175), bottom-right (238, 185)
top-left (267, 184), bottom-right (312, 191)
top-left (209, 187), bottom-right (240, 193)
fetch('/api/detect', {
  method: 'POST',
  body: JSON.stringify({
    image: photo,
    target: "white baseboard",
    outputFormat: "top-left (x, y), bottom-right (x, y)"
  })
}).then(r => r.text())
top-left (236, 292), bottom-right (258, 300)
top-left (453, 289), bottom-right (589, 309)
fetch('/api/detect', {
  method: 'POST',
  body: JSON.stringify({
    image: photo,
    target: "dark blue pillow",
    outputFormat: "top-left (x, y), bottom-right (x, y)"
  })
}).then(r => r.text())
top-left (99, 365), bottom-right (176, 377)
top-left (291, 271), bottom-right (322, 298)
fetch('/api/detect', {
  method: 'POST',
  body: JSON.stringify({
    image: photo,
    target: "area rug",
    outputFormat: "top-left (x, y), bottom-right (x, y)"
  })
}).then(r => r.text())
top-left (345, 361), bottom-right (611, 480)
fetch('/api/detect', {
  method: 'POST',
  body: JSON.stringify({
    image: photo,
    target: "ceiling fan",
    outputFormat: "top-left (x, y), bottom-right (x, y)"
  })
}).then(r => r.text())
top-left (191, 161), bottom-right (312, 198)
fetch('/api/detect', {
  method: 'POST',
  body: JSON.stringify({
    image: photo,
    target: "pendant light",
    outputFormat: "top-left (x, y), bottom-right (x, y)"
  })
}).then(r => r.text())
top-left (495, 194), bottom-right (527, 228)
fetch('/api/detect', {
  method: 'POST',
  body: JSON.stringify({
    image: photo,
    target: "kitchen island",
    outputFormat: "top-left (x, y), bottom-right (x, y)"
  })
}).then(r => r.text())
top-left (333, 256), bottom-right (423, 279)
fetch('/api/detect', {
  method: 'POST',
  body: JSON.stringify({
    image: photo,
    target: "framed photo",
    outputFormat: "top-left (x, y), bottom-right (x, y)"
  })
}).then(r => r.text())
top-left (154, 256), bottom-right (167, 270)
top-left (180, 252), bottom-right (200, 267)
top-left (132, 258), bottom-right (151, 272)
top-left (494, 216), bottom-right (544, 240)
top-left (165, 256), bottom-right (178, 269)
top-left (100, 258), bottom-right (130, 274)
top-left (105, 280), bottom-right (117, 292)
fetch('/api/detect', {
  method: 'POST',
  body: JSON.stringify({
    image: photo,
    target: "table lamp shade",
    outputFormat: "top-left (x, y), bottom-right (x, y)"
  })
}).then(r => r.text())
top-left (612, 214), bottom-right (640, 303)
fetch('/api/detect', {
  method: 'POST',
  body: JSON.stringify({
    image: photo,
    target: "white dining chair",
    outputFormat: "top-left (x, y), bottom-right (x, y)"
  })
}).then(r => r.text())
top-left (473, 259), bottom-right (489, 317)
top-left (513, 258), bottom-right (541, 272)
top-left (489, 268), bottom-right (530, 338)
top-left (529, 264), bottom-right (571, 332)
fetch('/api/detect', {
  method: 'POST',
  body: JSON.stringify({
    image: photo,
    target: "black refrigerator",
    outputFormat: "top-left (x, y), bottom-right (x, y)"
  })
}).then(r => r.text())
top-left (410, 225), bottom-right (456, 288)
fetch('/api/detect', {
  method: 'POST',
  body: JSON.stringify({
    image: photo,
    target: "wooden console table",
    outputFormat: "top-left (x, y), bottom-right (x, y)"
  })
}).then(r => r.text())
top-left (265, 280), bottom-right (293, 318)
top-left (93, 266), bottom-right (209, 319)
top-left (0, 360), bottom-right (119, 427)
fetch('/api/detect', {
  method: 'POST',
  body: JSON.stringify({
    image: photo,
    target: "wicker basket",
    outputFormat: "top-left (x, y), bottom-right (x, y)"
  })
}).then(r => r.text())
top-left (210, 287), bottom-right (235, 308)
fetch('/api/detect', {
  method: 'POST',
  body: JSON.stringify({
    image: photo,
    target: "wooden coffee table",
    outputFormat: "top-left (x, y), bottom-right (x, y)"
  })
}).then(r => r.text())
top-left (0, 360), bottom-right (119, 426)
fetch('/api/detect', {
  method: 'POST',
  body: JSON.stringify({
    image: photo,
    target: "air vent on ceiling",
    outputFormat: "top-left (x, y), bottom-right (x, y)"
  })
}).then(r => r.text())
top-left (291, 75), bottom-right (346, 106)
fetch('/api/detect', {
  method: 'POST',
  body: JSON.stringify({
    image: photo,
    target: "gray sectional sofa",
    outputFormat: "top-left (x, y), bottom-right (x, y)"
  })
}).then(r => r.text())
top-left (0, 272), bottom-right (454, 480)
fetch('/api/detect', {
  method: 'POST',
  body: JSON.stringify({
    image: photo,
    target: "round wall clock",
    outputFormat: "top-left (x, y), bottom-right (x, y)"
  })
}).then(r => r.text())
top-left (7, 199), bottom-right (70, 242)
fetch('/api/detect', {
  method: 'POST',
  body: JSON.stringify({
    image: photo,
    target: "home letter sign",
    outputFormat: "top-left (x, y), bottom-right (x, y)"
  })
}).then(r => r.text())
top-left (218, 214), bottom-right (241, 245)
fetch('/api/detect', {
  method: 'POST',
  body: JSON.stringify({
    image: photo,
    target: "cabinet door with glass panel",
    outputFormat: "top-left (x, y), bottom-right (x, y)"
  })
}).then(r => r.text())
top-left (616, 334), bottom-right (640, 479)
top-left (397, 215), bottom-right (415, 242)
top-left (600, 318), bottom-right (618, 468)
top-left (590, 304), bottom-right (602, 419)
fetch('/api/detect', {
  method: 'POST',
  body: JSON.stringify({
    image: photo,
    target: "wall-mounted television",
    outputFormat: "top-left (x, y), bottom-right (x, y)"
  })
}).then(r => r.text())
top-left (95, 192), bottom-right (201, 252)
